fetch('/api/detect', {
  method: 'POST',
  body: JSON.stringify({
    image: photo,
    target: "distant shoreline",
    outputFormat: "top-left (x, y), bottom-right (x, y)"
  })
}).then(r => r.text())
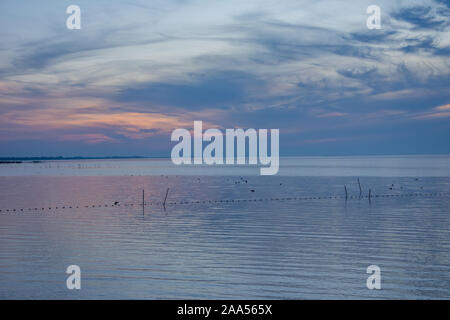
top-left (0, 156), bottom-right (161, 162)
top-left (1, 154), bottom-right (450, 162)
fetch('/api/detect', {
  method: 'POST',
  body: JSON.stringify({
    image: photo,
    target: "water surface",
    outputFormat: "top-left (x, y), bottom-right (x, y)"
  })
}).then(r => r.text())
top-left (0, 156), bottom-right (449, 299)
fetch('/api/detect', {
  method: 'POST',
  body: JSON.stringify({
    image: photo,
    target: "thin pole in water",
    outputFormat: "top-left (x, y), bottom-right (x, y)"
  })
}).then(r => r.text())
top-left (369, 189), bottom-right (372, 204)
top-left (142, 189), bottom-right (145, 215)
top-left (163, 188), bottom-right (170, 210)
top-left (357, 178), bottom-right (362, 199)
top-left (344, 185), bottom-right (348, 200)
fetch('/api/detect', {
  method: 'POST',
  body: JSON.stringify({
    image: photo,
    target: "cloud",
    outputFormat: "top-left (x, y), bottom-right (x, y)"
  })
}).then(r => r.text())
top-left (115, 71), bottom-right (260, 110)
top-left (415, 111), bottom-right (450, 119)
top-left (435, 103), bottom-right (450, 111)
top-left (57, 133), bottom-right (119, 144)
top-left (413, 103), bottom-right (450, 119)
top-left (391, 5), bottom-right (449, 30)
top-left (0, 0), bottom-right (449, 156)
top-left (300, 138), bottom-right (339, 144)
top-left (316, 112), bottom-right (347, 118)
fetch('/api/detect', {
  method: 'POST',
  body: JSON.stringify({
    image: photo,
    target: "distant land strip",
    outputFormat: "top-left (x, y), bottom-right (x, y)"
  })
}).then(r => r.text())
top-left (0, 156), bottom-right (166, 163)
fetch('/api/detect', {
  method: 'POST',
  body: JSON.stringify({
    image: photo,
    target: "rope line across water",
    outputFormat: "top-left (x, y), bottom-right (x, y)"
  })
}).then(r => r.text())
top-left (1, 192), bottom-right (449, 214)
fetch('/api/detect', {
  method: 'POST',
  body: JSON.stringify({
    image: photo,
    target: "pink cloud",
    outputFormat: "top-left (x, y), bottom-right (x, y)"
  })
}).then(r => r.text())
top-left (316, 112), bottom-right (346, 118)
top-left (57, 133), bottom-right (119, 144)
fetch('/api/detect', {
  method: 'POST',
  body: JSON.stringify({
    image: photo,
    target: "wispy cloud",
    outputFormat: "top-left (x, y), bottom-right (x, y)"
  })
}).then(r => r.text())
top-left (435, 103), bottom-right (450, 111)
top-left (413, 103), bottom-right (450, 119)
top-left (0, 0), bottom-right (449, 156)
top-left (316, 112), bottom-right (347, 118)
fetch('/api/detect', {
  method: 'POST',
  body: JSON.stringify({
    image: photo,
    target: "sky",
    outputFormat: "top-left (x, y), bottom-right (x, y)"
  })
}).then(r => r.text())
top-left (0, 0), bottom-right (449, 157)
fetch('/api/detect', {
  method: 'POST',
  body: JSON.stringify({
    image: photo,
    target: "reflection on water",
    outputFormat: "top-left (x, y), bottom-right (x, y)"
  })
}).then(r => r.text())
top-left (0, 157), bottom-right (449, 299)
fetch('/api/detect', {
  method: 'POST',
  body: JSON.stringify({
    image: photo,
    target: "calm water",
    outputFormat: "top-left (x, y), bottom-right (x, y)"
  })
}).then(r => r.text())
top-left (0, 156), bottom-right (449, 299)
top-left (1, 155), bottom-right (450, 177)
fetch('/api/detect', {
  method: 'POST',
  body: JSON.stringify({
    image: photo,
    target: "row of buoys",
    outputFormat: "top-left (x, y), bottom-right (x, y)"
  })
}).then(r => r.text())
top-left (0, 192), bottom-right (448, 214)
top-left (0, 203), bottom-right (127, 213)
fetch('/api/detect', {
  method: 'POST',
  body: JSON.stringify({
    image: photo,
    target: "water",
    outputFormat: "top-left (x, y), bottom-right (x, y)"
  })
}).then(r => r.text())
top-left (1, 155), bottom-right (450, 177)
top-left (0, 156), bottom-right (449, 299)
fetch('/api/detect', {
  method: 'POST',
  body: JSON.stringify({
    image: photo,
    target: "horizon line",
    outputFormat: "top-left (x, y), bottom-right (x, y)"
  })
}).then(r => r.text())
top-left (2, 153), bottom-right (450, 161)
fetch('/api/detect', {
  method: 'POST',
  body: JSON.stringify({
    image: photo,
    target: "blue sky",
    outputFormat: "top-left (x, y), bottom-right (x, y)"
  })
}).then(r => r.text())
top-left (0, 0), bottom-right (449, 157)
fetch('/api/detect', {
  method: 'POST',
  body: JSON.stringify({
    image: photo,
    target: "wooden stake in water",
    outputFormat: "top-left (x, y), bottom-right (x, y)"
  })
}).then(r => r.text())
top-left (142, 189), bottom-right (145, 215)
top-left (369, 188), bottom-right (372, 204)
top-left (163, 188), bottom-right (170, 210)
top-left (357, 178), bottom-right (362, 198)
top-left (344, 185), bottom-right (348, 200)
